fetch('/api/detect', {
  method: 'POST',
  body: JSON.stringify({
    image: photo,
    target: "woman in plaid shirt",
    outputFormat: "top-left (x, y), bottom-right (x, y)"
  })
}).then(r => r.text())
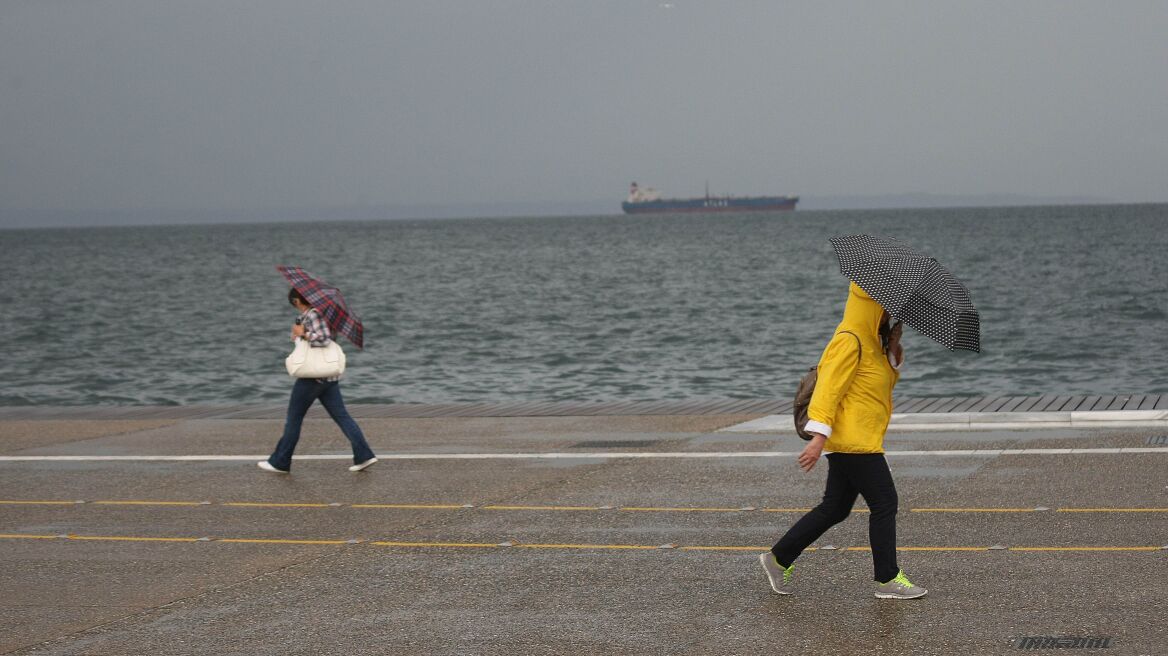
top-left (258, 288), bottom-right (378, 474)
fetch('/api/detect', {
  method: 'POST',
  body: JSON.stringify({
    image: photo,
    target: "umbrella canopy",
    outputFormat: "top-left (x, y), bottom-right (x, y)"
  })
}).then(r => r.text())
top-left (829, 235), bottom-right (980, 352)
top-left (277, 266), bottom-right (364, 349)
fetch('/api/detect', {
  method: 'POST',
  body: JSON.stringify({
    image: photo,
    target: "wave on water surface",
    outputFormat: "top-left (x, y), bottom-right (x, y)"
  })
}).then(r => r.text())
top-left (2, 204), bottom-right (1167, 405)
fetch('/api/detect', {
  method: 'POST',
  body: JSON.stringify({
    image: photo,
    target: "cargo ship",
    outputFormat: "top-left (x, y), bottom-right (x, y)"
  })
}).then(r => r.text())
top-left (621, 182), bottom-right (798, 214)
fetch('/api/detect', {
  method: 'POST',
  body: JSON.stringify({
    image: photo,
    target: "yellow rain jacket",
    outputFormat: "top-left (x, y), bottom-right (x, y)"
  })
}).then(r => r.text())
top-left (805, 282), bottom-right (900, 453)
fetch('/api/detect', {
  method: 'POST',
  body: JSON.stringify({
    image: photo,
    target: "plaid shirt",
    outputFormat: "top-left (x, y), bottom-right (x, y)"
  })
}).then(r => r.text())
top-left (299, 308), bottom-right (340, 381)
top-left (299, 308), bottom-right (332, 346)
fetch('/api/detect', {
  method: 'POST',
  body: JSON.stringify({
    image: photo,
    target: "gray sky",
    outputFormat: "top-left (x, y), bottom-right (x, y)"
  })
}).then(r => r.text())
top-left (2, 0), bottom-right (1166, 217)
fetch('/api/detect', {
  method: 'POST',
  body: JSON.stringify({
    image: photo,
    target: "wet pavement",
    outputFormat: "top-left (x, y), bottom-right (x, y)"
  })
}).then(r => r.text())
top-left (1, 414), bottom-right (1165, 655)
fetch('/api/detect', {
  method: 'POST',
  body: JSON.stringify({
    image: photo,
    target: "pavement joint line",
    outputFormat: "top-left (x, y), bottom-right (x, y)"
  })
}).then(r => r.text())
top-left (4, 499), bottom-right (1167, 514)
top-left (0, 533), bottom-right (1162, 552)
top-left (3, 446), bottom-right (1167, 462)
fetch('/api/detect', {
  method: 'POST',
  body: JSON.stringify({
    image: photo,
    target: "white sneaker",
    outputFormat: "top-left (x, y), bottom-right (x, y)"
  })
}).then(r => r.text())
top-left (759, 552), bottom-right (794, 595)
top-left (257, 460), bottom-right (289, 474)
top-left (349, 457), bottom-right (378, 472)
top-left (874, 570), bottom-right (928, 599)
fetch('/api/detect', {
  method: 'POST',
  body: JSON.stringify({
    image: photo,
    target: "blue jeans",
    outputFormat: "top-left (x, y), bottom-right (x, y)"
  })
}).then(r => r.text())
top-left (268, 378), bottom-right (375, 471)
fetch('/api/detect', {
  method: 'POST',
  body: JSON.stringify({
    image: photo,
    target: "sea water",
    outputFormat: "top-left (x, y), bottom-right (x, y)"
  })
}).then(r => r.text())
top-left (2, 204), bottom-right (1165, 406)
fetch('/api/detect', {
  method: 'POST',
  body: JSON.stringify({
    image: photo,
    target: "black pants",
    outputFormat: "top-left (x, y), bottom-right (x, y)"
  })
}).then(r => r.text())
top-left (772, 452), bottom-right (900, 583)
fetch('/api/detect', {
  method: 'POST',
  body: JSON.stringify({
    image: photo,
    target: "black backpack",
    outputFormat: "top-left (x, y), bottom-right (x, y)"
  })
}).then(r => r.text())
top-left (793, 331), bottom-right (861, 440)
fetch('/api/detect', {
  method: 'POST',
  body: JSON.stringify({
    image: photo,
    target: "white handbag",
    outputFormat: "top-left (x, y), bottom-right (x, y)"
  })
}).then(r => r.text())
top-left (285, 338), bottom-right (346, 378)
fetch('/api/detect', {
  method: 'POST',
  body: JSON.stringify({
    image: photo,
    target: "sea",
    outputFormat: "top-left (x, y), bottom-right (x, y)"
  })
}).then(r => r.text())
top-left (2, 204), bottom-right (1166, 406)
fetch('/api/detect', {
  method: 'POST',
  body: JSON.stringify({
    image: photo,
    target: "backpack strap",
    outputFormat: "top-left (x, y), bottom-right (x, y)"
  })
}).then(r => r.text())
top-left (792, 331), bottom-right (863, 441)
top-left (837, 330), bottom-right (862, 363)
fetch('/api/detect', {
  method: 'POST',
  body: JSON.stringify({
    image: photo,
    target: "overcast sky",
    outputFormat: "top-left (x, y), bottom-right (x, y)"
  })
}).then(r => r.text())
top-left (2, 0), bottom-right (1166, 216)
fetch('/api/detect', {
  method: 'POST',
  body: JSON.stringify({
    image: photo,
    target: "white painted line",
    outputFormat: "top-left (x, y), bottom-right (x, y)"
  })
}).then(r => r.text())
top-left (0, 447), bottom-right (1166, 462)
top-left (720, 411), bottom-right (1168, 433)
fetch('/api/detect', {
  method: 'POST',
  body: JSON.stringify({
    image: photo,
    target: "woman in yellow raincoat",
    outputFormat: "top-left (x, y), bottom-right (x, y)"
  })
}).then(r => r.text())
top-left (759, 282), bottom-right (928, 600)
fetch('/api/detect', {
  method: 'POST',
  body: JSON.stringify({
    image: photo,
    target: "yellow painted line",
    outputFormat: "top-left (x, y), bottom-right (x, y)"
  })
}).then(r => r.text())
top-left (351, 504), bottom-right (466, 510)
top-left (680, 545), bottom-right (770, 552)
top-left (221, 502), bottom-right (333, 508)
top-left (371, 541), bottom-right (498, 549)
top-left (0, 533), bottom-right (1162, 552)
top-left (620, 507), bottom-right (744, 513)
top-left (0, 500), bottom-right (82, 506)
top-left (912, 508), bottom-right (1036, 513)
top-left (843, 546), bottom-right (989, 552)
top-left (92, 500), bottom-right (204, 507)
top-left (483, 505), bottom-right (602, 511)
top-left (895, 546), bottom-right (989, 551)
top-left (1057, 508), bottom-right (1168, 513)
top-left (761, 508), bottom-right (872, 513)
top-left (218, 538), bottom-right (351, 545)
top-left (515, 543), bottom-right (661, 550)
top-left (68, 535), bottom-right (200, 543)
top-left (1009, 543), bottom-right (1163, 548)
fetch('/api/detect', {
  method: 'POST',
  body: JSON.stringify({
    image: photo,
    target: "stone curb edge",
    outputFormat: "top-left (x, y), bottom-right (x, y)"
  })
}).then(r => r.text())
top-left (720, 410), bottom-right (1168, 433)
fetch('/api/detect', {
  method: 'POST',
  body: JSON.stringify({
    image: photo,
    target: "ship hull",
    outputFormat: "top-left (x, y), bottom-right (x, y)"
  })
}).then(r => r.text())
top-left (622, 196), bottom-right (798, 214)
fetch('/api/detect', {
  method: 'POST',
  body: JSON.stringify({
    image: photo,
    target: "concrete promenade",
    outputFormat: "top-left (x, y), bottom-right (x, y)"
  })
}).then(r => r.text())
top-left (1, 403), bottom-right (1165, 654)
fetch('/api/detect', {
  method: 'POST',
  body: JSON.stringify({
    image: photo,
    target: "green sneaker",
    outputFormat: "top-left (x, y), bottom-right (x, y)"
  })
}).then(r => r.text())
top-left (874, 570), bottom-right (927, 599)
top-left (759, 552), bottom-right (794, 595)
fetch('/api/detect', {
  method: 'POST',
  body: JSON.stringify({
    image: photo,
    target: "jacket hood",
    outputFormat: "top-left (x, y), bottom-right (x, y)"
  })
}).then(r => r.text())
top-left (839, 281), bottom-right (887, 338)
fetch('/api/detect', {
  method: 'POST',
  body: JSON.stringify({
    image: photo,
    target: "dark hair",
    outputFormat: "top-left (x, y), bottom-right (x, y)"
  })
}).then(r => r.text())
top-left (288, 288), bottom-right (308, 307)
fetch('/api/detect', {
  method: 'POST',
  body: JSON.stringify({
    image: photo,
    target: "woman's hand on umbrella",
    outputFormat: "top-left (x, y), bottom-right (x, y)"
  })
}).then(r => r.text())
top-left (291, 323), bottom-right (306, 339)
top-left (798, 435), bottom-right (826, 472)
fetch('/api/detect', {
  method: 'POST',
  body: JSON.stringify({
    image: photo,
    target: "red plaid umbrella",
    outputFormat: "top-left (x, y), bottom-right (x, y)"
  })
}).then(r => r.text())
top-left (277, 265), bottom-right (364, 349)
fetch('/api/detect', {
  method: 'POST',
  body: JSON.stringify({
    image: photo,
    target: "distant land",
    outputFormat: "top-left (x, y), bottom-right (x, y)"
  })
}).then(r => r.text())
top-left (0, 193), bottom-right (1125, 229)
top-left (797, 193), bottom-right (1113, 210)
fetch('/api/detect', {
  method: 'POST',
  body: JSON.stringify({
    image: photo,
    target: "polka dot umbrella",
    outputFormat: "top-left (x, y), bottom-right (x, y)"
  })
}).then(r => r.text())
top-left (829, 235), bottom-right (980, 352)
